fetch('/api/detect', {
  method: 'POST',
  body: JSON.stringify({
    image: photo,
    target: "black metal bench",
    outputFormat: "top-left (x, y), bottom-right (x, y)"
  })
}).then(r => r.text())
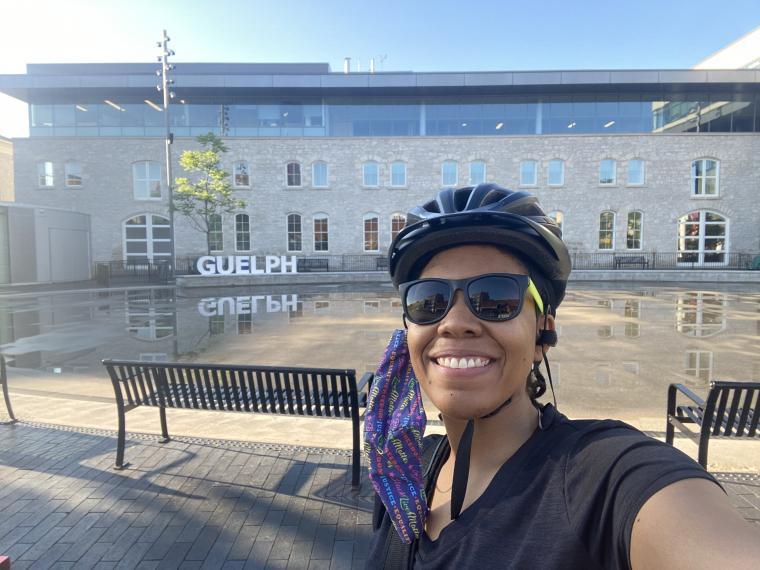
top-left (102, 360), bottom-right (372, 486)
top-left (666, 381), bottom-right (760, 467)
top-left (375, 257), bottom-right (389, 271)
top-left (613, 255), bottom-right (649, 270)
top-left (297, 258), bottom-right (329, 272)
top-left (0, 356), bottom-right (17, 423)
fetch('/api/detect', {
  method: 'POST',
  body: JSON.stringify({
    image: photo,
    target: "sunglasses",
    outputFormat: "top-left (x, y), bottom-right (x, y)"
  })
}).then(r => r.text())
top-left (400, 273), bottom-right (544, 325)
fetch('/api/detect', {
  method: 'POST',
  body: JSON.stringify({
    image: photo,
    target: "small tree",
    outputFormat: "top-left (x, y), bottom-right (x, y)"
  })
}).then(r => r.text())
top-left (172, 133), bottom-right (245, 255)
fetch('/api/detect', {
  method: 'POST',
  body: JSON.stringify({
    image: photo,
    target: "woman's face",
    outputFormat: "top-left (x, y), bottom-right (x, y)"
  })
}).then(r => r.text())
top-left (406, 244), bottom-right (550, 420)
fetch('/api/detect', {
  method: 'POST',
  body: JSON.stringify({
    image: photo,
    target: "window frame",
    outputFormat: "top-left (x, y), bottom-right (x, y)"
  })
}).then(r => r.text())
top-left (286, 213), bottom-right (303, 252)
top-left (676, 210), bottom-right (728, 266)
top-left (232, 160), bottom-right (250, 188)
top-left (234, 213), bottom-right (251, 252)
top-left (132, 160), bottom-right (162, 201)
top-left (362, 161), bottom-right (380, 187)
top-left (519, 159), bottom-right (538, 187)
top-left (468, 160), bottom-right (486, 185)
top-left (286, 161), bottom-right (302, 187)
top-left (64, 161), bottom-right (82, 188)
top-left (441, 160), bottom-right (458, 187)
top-left (691, 158), bottom-right (720, 198)
top-left (598, 211), bottom-right (615, 250)
top-left (37, 161), bottom-right (54, 188)
top-left (626, 211), bottom-right (643, 250)
top-left (626, 158), bottom-right (646, 187)
top-left (363, 212), bottom-right (380, 252)
top-left (599, 159), bottom-right (617, 186)
top-left (208, 213), bottom-right (224, 253)
top-left (390, 213), bottom-right (406, 244)
top-left (547, 159), bottom-right (565, 187)
top-left (390, 161), bottom-right (407, 188)
top-left (123, 214), bottom-right (172, 263)
top-left (312, 160), bottom-right (329, 188)
top-left (313, 213), bottom-right (329, 253)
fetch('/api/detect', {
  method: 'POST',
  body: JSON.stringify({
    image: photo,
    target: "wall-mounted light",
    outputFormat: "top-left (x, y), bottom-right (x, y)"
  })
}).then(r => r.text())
top-left (75, 105), bottom-right (88, 112)
top-left (604, 120), bottom-right (615, 128)
top-left (495, 122), bottom-right (504, 130)
top-left (179, 99), bottom-right (186, 104)
top-left (144, 100), bottom-right (163, 112)
top-left (104, 99), bottom-right (124, 112)
top-left (567, 122), bottom-right (576, 129)
top-left (461, 122), bottom-right (468, 127)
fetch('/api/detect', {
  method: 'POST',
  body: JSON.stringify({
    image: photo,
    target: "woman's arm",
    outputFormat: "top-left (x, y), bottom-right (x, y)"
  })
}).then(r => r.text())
top-left (630, 478), bottom-right (760, 569)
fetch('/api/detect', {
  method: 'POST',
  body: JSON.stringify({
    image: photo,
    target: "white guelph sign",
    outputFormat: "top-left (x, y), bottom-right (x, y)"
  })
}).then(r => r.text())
top-left (196, 255), bottom-right (298, 276)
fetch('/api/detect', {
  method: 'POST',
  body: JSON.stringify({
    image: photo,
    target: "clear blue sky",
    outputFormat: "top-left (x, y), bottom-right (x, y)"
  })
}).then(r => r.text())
top-left (1, 0), bottom-right (758, 136)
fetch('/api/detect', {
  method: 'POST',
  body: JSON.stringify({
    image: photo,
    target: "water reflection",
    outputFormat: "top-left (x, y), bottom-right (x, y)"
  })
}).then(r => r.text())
top-left (0, 283), bottom-right (758, 420)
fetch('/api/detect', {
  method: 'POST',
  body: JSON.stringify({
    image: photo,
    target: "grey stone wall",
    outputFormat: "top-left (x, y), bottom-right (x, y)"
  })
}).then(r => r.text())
top-left (11, 133), bottom-right (760, 262)
top-left (0, 138), bottom-right (13, 202)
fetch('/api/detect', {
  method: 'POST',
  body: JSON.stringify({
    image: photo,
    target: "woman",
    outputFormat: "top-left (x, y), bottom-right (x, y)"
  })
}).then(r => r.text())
top-left (365, 184), bottom-right (759, 569)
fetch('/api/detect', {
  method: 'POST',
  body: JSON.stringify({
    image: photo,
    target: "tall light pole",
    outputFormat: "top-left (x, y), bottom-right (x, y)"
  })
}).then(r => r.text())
top-left (156, 30), bottom-right (176, 273)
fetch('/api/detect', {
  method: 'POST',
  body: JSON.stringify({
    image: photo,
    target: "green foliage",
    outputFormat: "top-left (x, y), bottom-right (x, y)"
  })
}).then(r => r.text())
top-left (172, 133), bottom-right (245, 254)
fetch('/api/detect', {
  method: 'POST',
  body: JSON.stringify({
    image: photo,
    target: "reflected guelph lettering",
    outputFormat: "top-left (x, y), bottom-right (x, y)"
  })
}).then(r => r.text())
top-left (198, 295), bottom-right (298, 316)
top-left (196, 255), bottom-right (298, 276)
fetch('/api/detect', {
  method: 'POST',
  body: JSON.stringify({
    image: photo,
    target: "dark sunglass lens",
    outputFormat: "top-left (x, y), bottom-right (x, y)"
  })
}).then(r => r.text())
top-left (405, 281), bottom-right (451, 324)
top-left (468, 276), bottom-right (521, 320)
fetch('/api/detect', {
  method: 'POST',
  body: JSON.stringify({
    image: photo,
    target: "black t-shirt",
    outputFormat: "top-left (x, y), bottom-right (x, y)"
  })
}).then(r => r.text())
top-left (367, 405), bottom-right (718, 569)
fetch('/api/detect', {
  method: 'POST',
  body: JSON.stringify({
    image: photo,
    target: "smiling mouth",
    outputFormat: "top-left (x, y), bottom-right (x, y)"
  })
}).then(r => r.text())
top-left (434, 357), bottom-right (491, 369)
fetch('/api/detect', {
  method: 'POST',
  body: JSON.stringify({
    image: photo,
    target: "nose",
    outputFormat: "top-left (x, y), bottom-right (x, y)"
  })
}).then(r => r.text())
top-left (437, 290), bottom-right (482, 336)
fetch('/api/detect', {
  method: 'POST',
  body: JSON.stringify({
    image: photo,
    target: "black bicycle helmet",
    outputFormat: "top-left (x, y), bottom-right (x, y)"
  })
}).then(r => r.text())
top-left (389, 183), bottom-right (571, 309)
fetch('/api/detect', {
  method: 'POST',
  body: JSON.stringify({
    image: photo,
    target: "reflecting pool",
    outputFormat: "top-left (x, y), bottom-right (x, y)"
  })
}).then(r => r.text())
top-left (1, 282), bottom-right (758, 423)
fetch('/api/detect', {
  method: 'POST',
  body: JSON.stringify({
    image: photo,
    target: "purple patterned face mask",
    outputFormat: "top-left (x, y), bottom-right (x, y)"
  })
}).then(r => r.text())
top-left (364, 329), bottom-right (428, 544)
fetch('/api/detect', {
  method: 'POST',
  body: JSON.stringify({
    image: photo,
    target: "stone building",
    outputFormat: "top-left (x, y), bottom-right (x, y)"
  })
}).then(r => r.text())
top-left (0, 62), bottom-right (758, 272)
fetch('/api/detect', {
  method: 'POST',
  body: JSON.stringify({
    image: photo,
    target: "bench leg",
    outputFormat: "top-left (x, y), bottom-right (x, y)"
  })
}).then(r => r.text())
top-left (115, 404), bottom-right (127, 470)
top-left (351, 411), bottom-right (360, 488)
top-left (665, 385), bottom-right (676, 445)
top-left (1, 357), bottom-right (17, 423)
top-left (159, 407), bottom-right (170, 443)
top-left (697, 434), bottom-right (710, 469)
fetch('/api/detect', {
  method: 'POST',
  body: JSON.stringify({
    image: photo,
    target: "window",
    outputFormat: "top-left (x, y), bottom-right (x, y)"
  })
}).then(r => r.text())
top-left (691, 159), bottom-right (719, 196)
top-left (233, 161), bottom-right (250, 187)
top-left (313, 214), bottom-right (329, 251)
top-left (598, 211), bottom-right (615, 250)
top-left (626, 211), bottom-right (643, 250)
top-left (676, 292), bottom-right (726, 337)
top-left (235, 213), bottom-right (250, 251)
top-left (599, 159), bottom-right (616, 185)
top-left (208, 214), bottom-right (223, 252)
top-left (627, 159), bottom-right (645, 185)
top-left (363, 161), bottom-right (379, 186)
top-left (390, 161), bottom-right (407, 187)
top-left (287, 213), bottom-right (302, 252)
top-left (684, 351), bottom-right (713, 384)
top-left (65, 161), bottom-right (82, 187)
top-left (547, 159), bottom-right (564, 186)
top-left (548, 211), bottom-right (563, 233)
top-left (37, 161), bottom-right (54, 187)
top-left (520, 160), bottom-right (537, 186)
top-left (469, 161), bottom-right (486, 185)
top-left (237, 313), bottom-right (252, 335)
top-left (312, 161), bottom-right (328, 188)
top-left (132, 161), bottom-right (161, 199)
top-left (391, 213), bottom-right (406, 243)
top-left (677, 211), bottom-right (727, 264)
top-left (442, 161), bottom-right (458, 186)
top-left (286, 161), bottom-right (301, 187)
top-left (123, 214), bottom-right (171, 262)
top-left (363, 213), bottom-right (379, 252)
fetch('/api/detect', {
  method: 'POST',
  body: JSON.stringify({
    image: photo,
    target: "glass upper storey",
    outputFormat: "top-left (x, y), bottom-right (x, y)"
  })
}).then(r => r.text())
top-left (29, 92), bottom-right (760, 137)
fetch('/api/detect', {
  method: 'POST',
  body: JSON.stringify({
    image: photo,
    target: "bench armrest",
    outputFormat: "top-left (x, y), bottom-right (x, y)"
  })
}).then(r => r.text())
top-left (668, 383), bottom-right (706, 408)
top-left (357, 372), bottom-right (374, 394)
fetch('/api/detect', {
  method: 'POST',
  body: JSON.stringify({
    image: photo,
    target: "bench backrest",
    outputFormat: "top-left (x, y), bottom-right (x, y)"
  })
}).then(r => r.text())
top-left (103, 360), bottom-right (359, 418)
top-left (702, 381), bottom-right (760, 438)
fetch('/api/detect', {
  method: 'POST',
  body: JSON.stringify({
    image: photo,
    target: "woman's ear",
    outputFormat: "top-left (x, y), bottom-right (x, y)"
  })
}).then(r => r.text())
top-left (534, 313), bottom-right (556, 362)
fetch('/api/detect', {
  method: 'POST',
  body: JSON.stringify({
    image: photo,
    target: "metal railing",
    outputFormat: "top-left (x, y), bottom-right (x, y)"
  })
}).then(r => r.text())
top-left (95, 260), bottom-right (173, 286)
top-left (569, 251), bottom-right (757, 271)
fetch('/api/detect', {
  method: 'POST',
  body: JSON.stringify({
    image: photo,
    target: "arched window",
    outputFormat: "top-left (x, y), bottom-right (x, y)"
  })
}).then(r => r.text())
top-left (287, 213), bottom-right (302, 252)
top-left (548, 211), bottom-right (563, 233)
top-left (233, 161), bottom-right (250, 187)
top-left (469, 160), bottom-right (486, 185)
top-left (363, 213), bottom-right (379, 252)
top-left (123, 214), bottom-right (171, 262)
top-left (441, 161), bottom-right (458, 186)
top-left (626, 211), bottom-right (643, 250)
top-left (627, 159), bottom-right (645, 186)
top-left (598, 211), bottom-right (615, 250)
top-left (677, 210), bottom-right (727, 264)
top-left (312, 161), bottom-right (328, 187)
top-left (390, 213), bottom-right (406, 242)
top-left (313, 213), bottom-right (329, 252)
top-left (676, 292), bottom-right (726, 337)
top-left (390, 161), bottom-right (407, 187)
top-left (520, 160), bottom-right (537, 186)
top-left (547, 159), bottom-right (564, 186)
top-left (132, 161), bottom-right (161, 199)
top-left (363, 161), bottom-right (379, 186)
top-left (208, 214), bottom-right (223, 252)
top-left (691, 158), bottom-right (719, 196)
top-left (235, 213), bottom-right (250, 251)
top-left (286, 161), bottom-right (301, 187)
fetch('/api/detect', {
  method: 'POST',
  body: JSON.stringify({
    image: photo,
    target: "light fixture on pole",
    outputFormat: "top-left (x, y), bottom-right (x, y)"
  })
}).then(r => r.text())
top-left (156, 29), bottom-right (176, 274)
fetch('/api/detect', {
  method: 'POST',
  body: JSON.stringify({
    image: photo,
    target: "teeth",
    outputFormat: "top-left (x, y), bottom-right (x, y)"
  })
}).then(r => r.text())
top-left (437, 357), bottom-right (489, 369)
